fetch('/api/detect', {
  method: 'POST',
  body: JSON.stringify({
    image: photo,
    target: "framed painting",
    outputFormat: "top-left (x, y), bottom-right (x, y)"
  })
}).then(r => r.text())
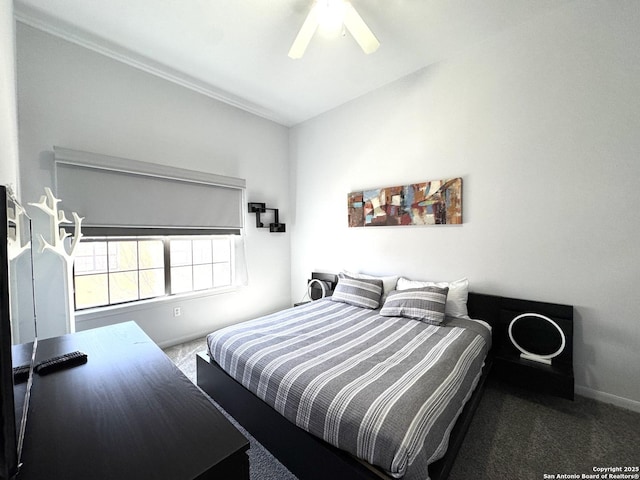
top-left (348, 178), bottom-right (462, 227)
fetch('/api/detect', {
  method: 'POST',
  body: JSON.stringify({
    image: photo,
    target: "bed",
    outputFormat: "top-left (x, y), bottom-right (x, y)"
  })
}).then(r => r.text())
top-left (197, 272), bottom-right (531, 480)
top-left (196, 274), bottom-right (575, 479)
top-left (196, 282), bottom-right (576, 479)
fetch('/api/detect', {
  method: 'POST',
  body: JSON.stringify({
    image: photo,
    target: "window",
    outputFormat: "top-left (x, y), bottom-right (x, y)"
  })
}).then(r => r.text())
top-left (73, 236), bottom-right (234, 310)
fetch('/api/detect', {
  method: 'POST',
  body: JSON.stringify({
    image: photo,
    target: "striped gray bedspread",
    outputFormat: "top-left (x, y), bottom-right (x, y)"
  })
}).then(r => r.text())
top-left (207, 299), bottom-right (491, 479)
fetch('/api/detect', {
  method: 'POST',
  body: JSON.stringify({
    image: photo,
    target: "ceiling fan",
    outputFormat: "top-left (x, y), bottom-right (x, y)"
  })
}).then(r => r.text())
top-left (288, 0), bottom-right (380, 59)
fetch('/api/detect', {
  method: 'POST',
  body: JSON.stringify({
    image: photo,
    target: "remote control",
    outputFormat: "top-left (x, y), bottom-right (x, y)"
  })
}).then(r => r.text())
top-left (13, 364), bottom-right (31, 384)
top-left (35, 351), bottom-right (88, 376)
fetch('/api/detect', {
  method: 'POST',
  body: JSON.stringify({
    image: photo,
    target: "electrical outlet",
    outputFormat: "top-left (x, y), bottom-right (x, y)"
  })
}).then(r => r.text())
top-left (173, 307), bottom-right (181, 317)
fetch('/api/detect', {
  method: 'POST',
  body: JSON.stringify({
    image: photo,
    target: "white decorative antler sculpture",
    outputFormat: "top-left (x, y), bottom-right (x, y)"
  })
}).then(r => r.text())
top-left (29, 187), bottom-right (83, 264)
top-left (29, 187), bottom-right (83, 334)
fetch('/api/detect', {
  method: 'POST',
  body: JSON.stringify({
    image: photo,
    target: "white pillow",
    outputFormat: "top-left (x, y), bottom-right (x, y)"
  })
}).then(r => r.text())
top-left (396, 277), bottom-right (469, 318)
top-left (340, 271), bottom-right (399, 303)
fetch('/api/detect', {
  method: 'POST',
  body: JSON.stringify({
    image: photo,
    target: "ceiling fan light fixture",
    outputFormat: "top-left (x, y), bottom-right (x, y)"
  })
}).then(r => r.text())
top-left (288, 0), bottom-right (379, 59)
top-left (316, 0), bottom-right (346, 34)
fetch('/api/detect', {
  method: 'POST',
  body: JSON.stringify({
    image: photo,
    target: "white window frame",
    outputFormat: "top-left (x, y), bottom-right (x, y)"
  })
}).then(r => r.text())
top-left (72, 234), bottom-right (236, 312)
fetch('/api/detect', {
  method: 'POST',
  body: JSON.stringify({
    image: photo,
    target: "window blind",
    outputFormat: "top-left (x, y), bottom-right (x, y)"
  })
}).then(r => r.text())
top-left (53, 147), bottom-right (245, 236)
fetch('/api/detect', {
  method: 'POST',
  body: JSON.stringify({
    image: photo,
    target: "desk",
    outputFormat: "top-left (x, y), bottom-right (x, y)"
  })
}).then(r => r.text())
top-left (19, 322), bottom-right (248, 480)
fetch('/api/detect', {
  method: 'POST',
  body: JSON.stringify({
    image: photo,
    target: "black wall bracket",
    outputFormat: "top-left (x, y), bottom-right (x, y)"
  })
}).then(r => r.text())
top-left (248, 203), bottom-right (286, 233)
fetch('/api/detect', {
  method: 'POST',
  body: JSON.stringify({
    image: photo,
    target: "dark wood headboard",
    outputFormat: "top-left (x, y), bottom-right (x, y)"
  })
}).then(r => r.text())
top-left (308, 272), bottom-right (339, 300)
top-left (467, 292), bottom-right (573, 323)
top-left (467, 292), bottom-right (573, 358)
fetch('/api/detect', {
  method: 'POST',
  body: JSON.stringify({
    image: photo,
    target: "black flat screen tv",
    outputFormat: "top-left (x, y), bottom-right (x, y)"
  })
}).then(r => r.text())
top-left (0, 185), bottom-right (37, 480)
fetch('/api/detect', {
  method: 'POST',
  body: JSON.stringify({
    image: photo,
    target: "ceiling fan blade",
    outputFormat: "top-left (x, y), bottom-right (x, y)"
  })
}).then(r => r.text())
top-left (288, 5), bottom-right (320, 59)
top-left (343, 2), bottom-right (380, 54)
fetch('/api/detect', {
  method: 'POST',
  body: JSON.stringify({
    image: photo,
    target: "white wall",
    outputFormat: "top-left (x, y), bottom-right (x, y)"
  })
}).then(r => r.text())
top-left (0, 0), bottom-right (19, 194)
top-left (16, 24), bottom-right (291, 346)
top-left (290, 1), bottom-right (640, 410)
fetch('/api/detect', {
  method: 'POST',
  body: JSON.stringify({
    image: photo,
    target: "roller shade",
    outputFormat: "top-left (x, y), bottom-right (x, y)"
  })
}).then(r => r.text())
top-left (53, 147), bottom-right (245, 235)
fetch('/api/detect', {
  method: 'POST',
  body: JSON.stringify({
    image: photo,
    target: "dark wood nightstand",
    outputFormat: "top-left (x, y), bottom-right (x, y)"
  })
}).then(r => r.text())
top-left (492, 353), bottom-right (574, 399)
top-left (467, 293), bottom-right (574, 400)
top-left (492, 305), bottom-right (574, 400)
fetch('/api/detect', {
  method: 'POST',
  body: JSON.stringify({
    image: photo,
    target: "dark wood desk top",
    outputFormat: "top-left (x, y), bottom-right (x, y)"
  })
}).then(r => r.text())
top-left (19, 322), bottom-right (248, 480)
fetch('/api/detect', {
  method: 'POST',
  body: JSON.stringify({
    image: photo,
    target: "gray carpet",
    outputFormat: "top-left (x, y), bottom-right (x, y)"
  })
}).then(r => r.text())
top-left (164, 337), bottom-right (640, 480)
top-left (447, 378), bottom-right (640, 480)
top-left (163, 337), bottom-right (297, 480)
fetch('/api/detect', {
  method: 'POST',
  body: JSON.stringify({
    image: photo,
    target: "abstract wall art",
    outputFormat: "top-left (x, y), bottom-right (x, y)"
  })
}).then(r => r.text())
top-left (348, 178), bottom-right (462, 227)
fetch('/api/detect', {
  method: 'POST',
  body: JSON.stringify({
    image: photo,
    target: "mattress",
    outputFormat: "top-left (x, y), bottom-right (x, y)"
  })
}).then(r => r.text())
top-left (207, 299), bottom-right (491, 479)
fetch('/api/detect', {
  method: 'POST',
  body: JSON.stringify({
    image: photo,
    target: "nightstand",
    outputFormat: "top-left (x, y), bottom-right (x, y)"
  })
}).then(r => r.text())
top-left (492, 306), bottom-right (574, 400)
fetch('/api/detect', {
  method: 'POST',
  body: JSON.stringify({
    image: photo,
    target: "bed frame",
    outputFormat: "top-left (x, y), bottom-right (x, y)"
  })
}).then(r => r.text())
top-left (195, 292), bottom-right (562, 480)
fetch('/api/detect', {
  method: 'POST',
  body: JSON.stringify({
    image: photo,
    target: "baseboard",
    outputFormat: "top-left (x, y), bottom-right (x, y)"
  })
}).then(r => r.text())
top-left (156, 329), bottom-right (211, 349)
top-left (576, 385), bottom-right (640, 413)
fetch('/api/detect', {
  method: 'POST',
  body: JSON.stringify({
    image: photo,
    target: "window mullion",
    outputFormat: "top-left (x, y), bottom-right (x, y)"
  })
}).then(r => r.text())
top-left (210, 239), bottom-right (215, 286)
top-left (106, 240), bottom-right (112, 305)
top-left (164, 238), bottom-right (171, 295)
top-left (191, 239), bottom-right (195, 292)
top-left (136, 240), bottom-right (140, 301)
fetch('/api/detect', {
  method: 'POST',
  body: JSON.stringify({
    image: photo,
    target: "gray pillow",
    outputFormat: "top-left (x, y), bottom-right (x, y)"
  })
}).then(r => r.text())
top-left (331, 276), bottom-right (383, 309)
top-left (380, 286), bottom-right (449, 325)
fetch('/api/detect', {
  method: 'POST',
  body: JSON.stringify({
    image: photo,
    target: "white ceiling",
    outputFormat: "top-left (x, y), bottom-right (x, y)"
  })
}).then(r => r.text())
top-left (14, 0), bottom-right (571, 126)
